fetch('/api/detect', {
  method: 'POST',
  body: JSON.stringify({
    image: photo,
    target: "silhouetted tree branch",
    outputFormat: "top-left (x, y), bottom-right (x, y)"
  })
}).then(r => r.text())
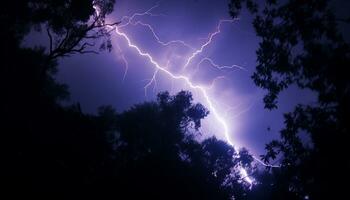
top-left (229, 0), bottom-right (350, 199)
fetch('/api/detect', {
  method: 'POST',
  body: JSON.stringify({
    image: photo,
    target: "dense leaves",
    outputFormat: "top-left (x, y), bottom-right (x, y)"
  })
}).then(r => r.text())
top-left (229, 0), bottom-right (350, 199)
top-left (112, 92), bottom-right (252, 199)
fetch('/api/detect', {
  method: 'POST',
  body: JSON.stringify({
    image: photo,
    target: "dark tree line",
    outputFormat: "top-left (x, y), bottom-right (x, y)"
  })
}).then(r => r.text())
top-left (229, 0), bottom-right (350, 199)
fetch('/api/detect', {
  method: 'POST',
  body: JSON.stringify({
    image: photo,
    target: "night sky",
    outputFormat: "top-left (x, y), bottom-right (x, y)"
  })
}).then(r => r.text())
top-left (52, 0), bottom-right (318, 156)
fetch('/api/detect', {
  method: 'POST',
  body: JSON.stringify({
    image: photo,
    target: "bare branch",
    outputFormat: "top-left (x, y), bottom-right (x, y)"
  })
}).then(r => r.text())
top-left (46, 15), bottom-right (120, 60)
top-left (56, 28), bottom-right (70, 52)
top-left (46, 28), bottom-right (53, 54)
top-left (102, 21), bottom-right (121, 27)
top-left (71, 50), bottom-right (99, 54)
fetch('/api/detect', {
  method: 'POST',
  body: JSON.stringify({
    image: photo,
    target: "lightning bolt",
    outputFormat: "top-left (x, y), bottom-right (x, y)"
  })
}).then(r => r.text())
top-left (119, 3), bottom-right (166, 29)
top-left (119, 5), bottom-right (155, 26)
top-left (144, 68), bottom-right (159, 97)
top-left (113, 26), bottom-right (257, 184)
top-left (115, 26), bottom-right (233, 139)
top-left (101, 3), bottom-right (281, 185)
top-left (197, 57), bottom-right (247, 72)
top-left (183, 19), bottom-right (238, 70)
top-left (115, 43), bottom-right (129, 82)
top-left (129, 20), bottom-right (194, 50)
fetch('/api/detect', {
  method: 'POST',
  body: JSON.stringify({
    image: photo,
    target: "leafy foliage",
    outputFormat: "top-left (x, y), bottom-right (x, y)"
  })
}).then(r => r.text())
top-left (229, 0), bottom-right (350, 199)
top-left (113, 91), bottom-right (252, 199)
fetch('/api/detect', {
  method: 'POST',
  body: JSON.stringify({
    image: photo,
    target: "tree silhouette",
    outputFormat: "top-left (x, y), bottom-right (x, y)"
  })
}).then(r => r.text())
top-left (2, 0), bottom-right (117, 100)
top-left (112, 91), bottom-right (252, 199)
top-left (0, 0), bottom-right (115, 196)
top-left (229, 0), bottom-right (350, 199)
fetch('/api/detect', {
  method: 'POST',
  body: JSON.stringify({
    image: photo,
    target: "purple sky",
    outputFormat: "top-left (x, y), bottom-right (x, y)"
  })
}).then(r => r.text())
top-left (55, 0), bottom-right (317, 156)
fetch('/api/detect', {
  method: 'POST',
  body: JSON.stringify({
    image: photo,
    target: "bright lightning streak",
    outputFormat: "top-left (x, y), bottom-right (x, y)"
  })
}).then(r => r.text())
top-left (115, 44), bottom-right (129, 82)
top-left (197, 57), bottom-right (247, 71)
top-left (115, 27), bottom-right (234, 144)
top-left (252, 156), bottom-right (281, 168)
top-left (144, 68), bottom-right (159, 97)
top-left (129, 20), bottom-right (194, 50)
top-left (119, 3), bottom-right (165, 29)
top-left (183, 19), bottom-right (238, 69)
top-left (114, 27), bottom-right (256, 184)
top-left (101, 3), bottom-right (281, 185)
